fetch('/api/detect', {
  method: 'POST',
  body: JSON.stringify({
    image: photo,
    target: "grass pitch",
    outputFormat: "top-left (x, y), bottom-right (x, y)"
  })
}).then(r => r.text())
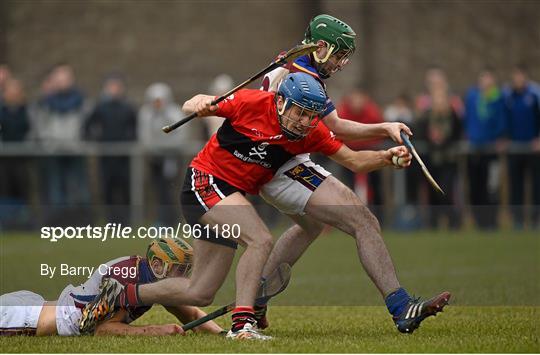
top-left (1, 230), bottom-right (539, 352)
top-left (2, 306), bottom-right (538, 353)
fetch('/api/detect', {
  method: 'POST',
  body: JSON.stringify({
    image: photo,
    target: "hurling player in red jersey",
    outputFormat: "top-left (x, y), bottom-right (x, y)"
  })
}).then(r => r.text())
top-left (256, 15), bottom-right (451, 334)
top-left (78, 72), bottom-right (412, 340)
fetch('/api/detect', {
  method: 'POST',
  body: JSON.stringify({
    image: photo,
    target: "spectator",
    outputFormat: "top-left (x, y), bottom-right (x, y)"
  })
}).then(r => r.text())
top-left (138, 83), bottom-right (184, 147)
top-left (384, 94), bottom-right (420, 224)
top-left (29, 63), bottom-right (90, 209)
top-left (384, 94), bottom-right (414, 125)
top-left (85, 74), bottom-right (136, 141)
top-left (336, 88), bottom-right (384, 220)
top-left (26, 67), bottom-right (57, 135)
top-left (0, 78), bottom-right (29, 141)
top-left (416, 66), bottom-right (464, 118)
top-left (416, 86), bottom-right (462, 229)
top-left (138, 82), bottom-right (190, 226)
top-left (464, 68), bottom-right (507, 229)
top-left (31, 64), bottom-right (87, 143)
top-left (35, 67), bottom-right (57, 110)
top-left (503, 65), bottom-right (540, 229)
top-left (202, 74), bottom-right (234, 138)
top-left (0, 78), bottom-right (30, 226)
top-left (84, 74), bottom-right (137, 223)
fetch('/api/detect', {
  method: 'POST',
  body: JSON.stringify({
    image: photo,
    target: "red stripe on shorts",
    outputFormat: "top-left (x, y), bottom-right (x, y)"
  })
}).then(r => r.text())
top-left (192, 169), bottom-right (223, 210)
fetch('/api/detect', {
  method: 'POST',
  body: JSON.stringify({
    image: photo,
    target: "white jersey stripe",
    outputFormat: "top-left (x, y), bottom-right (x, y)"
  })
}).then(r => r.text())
top-left (210, 174), bottom-right (226, 199)
top-left (191, 168), bottom-right (209, 211)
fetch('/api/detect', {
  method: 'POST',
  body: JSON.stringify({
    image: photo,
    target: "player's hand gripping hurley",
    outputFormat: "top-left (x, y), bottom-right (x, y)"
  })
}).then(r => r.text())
top-left (162, 43), bottom-right (318, 133)
top-left (400, 131), bottom-right (445, 195)
top-left (181, 263), bottom-right (291, 332)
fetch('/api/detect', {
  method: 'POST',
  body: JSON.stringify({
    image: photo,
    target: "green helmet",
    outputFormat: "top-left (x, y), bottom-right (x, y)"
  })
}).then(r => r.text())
top-left (303, 14), bottom-right (356, 64)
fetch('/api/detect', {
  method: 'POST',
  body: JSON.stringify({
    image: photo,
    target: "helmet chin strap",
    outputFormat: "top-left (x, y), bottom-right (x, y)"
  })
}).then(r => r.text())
top-left (277, 97), bottom-right (288, 115)
top-left (312, 42), bottom-right (337, 79)
top-left (312, 42), bottom-right (335, 64)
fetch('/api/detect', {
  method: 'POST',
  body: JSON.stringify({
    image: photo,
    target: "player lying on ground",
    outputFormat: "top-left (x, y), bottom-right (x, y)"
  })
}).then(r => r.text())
top-left (79, 72), bottom-right (415, 340)
top-left (255, 14), bottom-right (450, 334)
top-left (0, 238), bottom-right (222, 336)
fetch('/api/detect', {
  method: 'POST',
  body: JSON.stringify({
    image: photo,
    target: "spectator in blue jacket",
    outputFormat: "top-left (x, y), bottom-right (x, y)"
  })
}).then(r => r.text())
top-left (503, 65), bottom-right (540, 229)
top-left (464, 68), bottom-right (507, 229)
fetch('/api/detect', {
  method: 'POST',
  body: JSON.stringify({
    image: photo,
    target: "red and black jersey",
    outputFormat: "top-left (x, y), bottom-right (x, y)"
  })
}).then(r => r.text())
top-left (190, 89), bottom-right (343, 194)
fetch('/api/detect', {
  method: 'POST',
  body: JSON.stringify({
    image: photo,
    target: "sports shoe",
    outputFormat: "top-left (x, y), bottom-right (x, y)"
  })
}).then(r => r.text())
top-left (254, 304), bottom-right (269, 329)
top-left (226, 323), bottom-right (272, 340)
top-left (79, 278), bottom-right (123, 334)
top-left (393, 291), bottom-right (451, 334)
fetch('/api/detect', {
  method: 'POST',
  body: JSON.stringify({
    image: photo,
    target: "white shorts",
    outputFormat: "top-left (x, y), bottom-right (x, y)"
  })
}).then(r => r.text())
top-left (0, 287), bottom-right (82, 337)
top-left (0, 290), bottom-right (44, 336)
top-left (56, 285), bottom-right (82, 336)
top-left (260, 154), bottom-right (331, 215)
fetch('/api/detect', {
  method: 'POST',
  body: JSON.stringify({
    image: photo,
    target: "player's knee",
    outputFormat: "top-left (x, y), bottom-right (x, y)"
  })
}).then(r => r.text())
top-left (259, 234), bottom-right (274, 254)
top-left (246, 233), bottom-right (274, 254)
top-left (190, 290), bottom-right (215, 307)
top-left (362, 206), bottom-right (381, 234)
top-left (352, 205), bottom-right (381, 235)
top-left (196, 295), bottom-right (214, 307)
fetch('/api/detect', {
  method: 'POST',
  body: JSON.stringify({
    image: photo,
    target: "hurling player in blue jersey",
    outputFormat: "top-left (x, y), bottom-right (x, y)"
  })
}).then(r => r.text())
top-left (257, 14), bottom-right (450, 334)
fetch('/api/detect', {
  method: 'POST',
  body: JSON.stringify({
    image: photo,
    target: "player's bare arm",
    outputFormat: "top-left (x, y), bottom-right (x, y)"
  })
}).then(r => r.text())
top-left (322, 110), bottom-right (413, 144)
top-left (164, 305), bottom-right (223, 334)
top-left (329, 144), bottom-right (411, 173)
top-left (94, 309), bottom-right (184, 336)
top-left (182, 94), bottom-right (218, 117)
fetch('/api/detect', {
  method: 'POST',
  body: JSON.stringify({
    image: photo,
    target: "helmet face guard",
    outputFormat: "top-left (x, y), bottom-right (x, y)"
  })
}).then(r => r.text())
top-left (276, 73), bottom-right (327, 141)
top-left (147, 238), bottom-right (193, 279)
top-left (315, 45), bottom-right (354, 78)
top-left (150, 259), bottom-right (192, 279)
top-left (277, 97), bottom-right (322, 141)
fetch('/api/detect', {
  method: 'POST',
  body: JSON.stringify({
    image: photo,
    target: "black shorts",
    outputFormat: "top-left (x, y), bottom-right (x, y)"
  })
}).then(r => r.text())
top-left (181, 167), bottom-right (243, 249)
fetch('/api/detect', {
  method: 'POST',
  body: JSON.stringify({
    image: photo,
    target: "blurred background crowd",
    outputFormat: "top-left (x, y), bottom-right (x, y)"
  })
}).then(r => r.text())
top-left (0, 1), bottom-right (539, 232)
top-left (1, 62), bottom-right (538, 231)
top-left (332, 65), bottom-right (539, 231)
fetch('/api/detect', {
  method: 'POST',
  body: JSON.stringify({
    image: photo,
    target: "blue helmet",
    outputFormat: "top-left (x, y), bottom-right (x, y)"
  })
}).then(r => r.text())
top-left (277, 72), bottom-right (327, 140)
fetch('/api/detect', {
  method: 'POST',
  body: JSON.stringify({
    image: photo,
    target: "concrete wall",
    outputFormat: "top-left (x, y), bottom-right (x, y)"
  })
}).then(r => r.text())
top-left (358, 0), bottom-right (540, 102)
top-left (4, 0), bottom-right (540, 105)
